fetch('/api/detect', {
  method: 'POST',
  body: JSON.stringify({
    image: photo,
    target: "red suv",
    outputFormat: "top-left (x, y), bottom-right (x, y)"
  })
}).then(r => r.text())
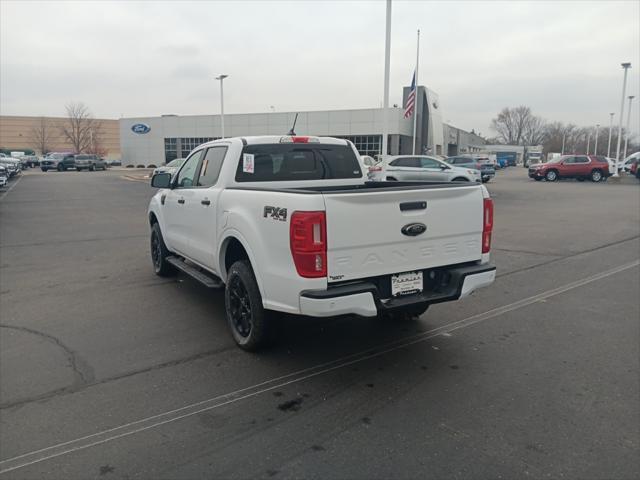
top-left (528, 155), bottom-right (610, 182)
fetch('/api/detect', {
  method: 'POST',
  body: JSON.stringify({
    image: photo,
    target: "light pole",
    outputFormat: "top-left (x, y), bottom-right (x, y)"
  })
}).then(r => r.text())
top-left (216, 74), bottom-right (228, 138)
top-left (586, 132), bottom-right (591, 154)
top-left (607, 112), bottom-right (615, 157)
top-left (623, 95), bottom-right (635, 159)
top-left (594, 124), bottom-right (600, 155)
top-left (614, 62), bottom-right (631, 177)
top-left (561, 132), bottom-right (565, 155)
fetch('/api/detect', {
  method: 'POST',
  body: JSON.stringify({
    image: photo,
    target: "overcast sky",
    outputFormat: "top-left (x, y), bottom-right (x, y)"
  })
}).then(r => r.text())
top-left (1, 0), bottom-right (638, 135)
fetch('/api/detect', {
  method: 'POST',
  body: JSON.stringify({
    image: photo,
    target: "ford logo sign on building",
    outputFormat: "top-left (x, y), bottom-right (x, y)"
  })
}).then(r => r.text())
top-left (131, 123), bottom-right (151, 134)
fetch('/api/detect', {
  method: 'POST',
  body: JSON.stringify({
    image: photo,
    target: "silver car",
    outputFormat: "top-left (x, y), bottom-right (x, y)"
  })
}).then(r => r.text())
top-left (152, 158), bottom-right (185, 177)
top-left (369, 155), bottom-right (481, 183)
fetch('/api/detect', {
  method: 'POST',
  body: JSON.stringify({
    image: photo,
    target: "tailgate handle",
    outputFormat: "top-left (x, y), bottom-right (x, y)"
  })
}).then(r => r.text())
top-left (400, 201), bottom-right (427, 211)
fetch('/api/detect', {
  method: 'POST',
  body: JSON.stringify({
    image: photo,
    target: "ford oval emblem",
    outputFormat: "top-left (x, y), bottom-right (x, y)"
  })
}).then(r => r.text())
top-left (131, 123), bottom-right (151, 134)
top-left (401, 223), bottom-right (427, 236)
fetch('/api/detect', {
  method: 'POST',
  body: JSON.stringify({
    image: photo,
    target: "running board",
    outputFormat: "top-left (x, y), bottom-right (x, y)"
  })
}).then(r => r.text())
top-left (166, 256), bottom-right (223, 288)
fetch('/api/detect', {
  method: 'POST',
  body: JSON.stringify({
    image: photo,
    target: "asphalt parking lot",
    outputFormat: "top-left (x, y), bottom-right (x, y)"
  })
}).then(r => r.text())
top-left (1, 168), bottom-right (638, 479)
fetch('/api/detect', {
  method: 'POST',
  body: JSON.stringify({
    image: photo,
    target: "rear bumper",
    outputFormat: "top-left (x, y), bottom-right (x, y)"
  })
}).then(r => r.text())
top-left (299, 263), bottom-right (496, 317)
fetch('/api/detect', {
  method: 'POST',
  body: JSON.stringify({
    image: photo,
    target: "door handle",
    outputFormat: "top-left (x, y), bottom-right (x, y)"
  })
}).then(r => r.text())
top-left (178, 198), bottom-right (185, 204)
top-left (201, 199), bottom-right (211, 206)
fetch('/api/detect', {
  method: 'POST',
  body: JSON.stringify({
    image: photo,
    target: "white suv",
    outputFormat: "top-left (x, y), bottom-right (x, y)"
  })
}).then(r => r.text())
top-left (368, 155), bottom-right (481, 183)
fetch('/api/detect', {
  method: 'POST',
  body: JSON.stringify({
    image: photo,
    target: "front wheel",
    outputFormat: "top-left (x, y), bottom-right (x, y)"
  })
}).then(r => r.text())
top-left (452, 177), bottom-right (470, 182)
top-left (41, 168), bottom-right (48, 172)
top-left (545, 170), bottom-right (558, 182)
top-left (90, 164), bottom-right (96, 171)
top-left (225, 260), bottom-right (272, 351)
top-left (57, 164), bottom-right (64, 172)
top-left (150, 223), bottom-right (176, 277)
top-left (590, 169), bottom-right (603, 182)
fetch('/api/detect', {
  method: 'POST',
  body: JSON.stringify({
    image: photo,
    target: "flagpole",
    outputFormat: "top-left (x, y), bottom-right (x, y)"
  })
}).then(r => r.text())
top-left (381, 0), bottom-right (392, 159)
top-left (412, 29), bottom-right (420, 155)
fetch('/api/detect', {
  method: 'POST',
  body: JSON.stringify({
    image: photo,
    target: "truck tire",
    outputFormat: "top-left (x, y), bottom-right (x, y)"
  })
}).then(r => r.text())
top-left (41, 168), bottom-right (48, 172)
top-left (57, 164), bottom-right (64, 172)
top-left (225, 260), bottom-right (272, 351)
top-left (590, 169), bottom-right (603, 182)
top-left (545, 170), bottom-right (558, 182)
top-left (150, 223), bottom-right (176, 277)
top-left (91, 164), bottom-right (96, 171)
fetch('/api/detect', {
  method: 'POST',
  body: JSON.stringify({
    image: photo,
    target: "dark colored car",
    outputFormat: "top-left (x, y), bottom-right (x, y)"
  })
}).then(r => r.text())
top-left (447, 156), bottom-right (496, 183)
top-left (75, 154), bottom-right (107, 171)
top-left (528, 155), bottom-right (610, 182)
top-left (41, 153), bottom-right (76, 172)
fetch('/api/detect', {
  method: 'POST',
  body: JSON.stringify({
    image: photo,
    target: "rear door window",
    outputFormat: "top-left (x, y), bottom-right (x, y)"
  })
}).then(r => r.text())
top-left (235, 143), bottom-right (362, 182)
top-left (197, 147), bottom-right (227, 187)
top-left (390, 158), bottom-right (420, 168)
top-left (420, 157), bottom-right (441, 169)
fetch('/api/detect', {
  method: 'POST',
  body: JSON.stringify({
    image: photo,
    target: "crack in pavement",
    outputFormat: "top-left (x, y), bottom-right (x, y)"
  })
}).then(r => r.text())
top-left (0, 343), bottom-right (235, 411)
top-left (0, 324), bottom-right (95, 409)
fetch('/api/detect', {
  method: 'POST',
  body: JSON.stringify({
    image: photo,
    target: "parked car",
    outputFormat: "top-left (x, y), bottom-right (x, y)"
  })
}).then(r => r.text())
top-left (447, 155), bottom-right (496, 183)
top-left (0, 166), bottom-right (8, 186)
top-left (528, 155), bottom-right (610, 182)
top-left (19, 155), bottom-right (39, 168)
top-left (152, 158), bottom-right (185, 177)
top-left (75, 154), bottom-right (107, 171)
top-left (41, 152), bottom-right (76, 171)
top-left (618, 152), bottom-right (640, 173)
top-left (148, 135), bottom-right (495, 350)
top-left (369, 155), bottom-right (481, 183)
top-left (360, 155), bottom-right (377, 167)
top-left (0, 158), bottom-right (20, 177)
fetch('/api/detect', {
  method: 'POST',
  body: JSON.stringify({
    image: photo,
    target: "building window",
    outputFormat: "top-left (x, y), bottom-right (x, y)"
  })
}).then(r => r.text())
top-left (180, 137), bottom-right (216, 158)
top-left (335, 135), bottom-right (382, 157)
top-left (164, 138), bottom-right (178, 163)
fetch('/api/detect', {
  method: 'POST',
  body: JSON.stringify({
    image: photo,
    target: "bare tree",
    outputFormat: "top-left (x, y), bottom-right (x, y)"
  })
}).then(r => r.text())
top-left (28, 117), bottom-right (54, 155)
top-left (523, 115), bottom-right (547, 146)
top-left (60, 102), bottom-right (103, 154)
top-left (490, 106), bottom-right (537, 145)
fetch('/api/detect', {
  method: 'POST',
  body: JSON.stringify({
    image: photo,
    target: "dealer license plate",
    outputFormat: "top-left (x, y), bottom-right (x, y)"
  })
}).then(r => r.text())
top-left (391, 271), bottom-right (423, 297)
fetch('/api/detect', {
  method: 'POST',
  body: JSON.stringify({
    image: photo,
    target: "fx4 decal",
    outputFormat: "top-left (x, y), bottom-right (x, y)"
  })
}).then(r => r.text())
top-left (264, 206), bottom-right (287, 222)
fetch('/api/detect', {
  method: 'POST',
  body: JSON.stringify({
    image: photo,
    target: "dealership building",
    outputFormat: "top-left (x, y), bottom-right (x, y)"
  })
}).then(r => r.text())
top-left (120, 86), bottom-right (486, 166)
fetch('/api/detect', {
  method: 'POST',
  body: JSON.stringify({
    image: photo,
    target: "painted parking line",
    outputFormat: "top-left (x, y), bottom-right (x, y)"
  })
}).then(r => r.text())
top-left (0, 176), bottom-right (23, 201)
top-left (0, 259), bottom-right (638, 474)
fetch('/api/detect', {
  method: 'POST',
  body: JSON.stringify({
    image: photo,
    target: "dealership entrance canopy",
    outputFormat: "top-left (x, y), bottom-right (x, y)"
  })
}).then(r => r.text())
top-left (119, 86), bottom-right (485, 166)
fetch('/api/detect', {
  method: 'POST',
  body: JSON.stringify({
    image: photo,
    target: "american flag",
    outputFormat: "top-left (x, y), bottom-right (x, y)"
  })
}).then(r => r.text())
top-left (404, 71), bottom-right (416, 119)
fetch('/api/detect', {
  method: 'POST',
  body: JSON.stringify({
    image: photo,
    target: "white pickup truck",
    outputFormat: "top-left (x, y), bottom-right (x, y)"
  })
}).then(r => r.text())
top-left (148, 135), bottom-right (496, 350)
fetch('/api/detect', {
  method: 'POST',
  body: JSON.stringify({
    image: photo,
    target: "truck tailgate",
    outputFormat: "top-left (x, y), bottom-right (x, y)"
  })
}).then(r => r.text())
top-left (323, 185), bottom-right (484, 282)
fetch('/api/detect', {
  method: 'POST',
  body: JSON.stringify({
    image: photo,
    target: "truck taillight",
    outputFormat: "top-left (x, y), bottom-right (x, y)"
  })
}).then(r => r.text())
top-left (482, 198), bottom-right (494, 254)
top-left (290, 211), bottom-right (327, 278)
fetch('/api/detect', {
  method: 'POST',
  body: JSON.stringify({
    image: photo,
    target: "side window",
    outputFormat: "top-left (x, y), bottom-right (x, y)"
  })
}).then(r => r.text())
top-left (563, 157), bottom-right (575, 164)
top-left (398, 158), bottom-right (420, 167)
top-left (420, 157), bottom-right (440, 168)
top-left (176, 150), bottom-right (204, 188)
top-left (576, 156), bottom-right (589, 163)
top-left (197, 147), bottom-right (227, 187)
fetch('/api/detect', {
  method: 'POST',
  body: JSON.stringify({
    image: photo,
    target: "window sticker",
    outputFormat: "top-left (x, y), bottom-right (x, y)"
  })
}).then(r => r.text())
top-left (243, 153), bottom-right (254, 174)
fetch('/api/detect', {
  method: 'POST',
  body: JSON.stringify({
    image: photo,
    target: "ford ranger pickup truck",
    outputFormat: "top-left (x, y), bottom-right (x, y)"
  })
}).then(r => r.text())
top-left (148, 136), bottom-right (496, 350)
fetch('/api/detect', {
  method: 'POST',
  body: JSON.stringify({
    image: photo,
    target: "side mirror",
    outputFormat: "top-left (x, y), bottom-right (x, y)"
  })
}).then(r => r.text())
top-left (440, 164), bottom-right (449, 170)
top-left (151, 172), bottom-right (172, 188)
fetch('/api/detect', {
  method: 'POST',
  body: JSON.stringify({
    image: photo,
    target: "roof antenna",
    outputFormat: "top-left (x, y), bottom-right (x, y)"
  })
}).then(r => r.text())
top-left (288, 113), bottom-right (298, 135)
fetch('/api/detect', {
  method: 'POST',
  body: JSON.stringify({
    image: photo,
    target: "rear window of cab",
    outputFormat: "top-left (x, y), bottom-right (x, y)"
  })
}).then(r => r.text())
top-left (235, 143), bottom-right (362, 182)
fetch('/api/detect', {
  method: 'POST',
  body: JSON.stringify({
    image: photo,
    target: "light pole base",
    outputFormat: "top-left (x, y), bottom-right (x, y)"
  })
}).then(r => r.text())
top-left (608, 175), bottom-right (623, 183)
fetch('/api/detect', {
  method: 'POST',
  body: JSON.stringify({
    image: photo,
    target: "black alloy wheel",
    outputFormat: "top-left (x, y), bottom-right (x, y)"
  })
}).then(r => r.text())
top-left (225, 260), bottom-right (272, 351)
top-left (228, 275), bottom-right (252, 338)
